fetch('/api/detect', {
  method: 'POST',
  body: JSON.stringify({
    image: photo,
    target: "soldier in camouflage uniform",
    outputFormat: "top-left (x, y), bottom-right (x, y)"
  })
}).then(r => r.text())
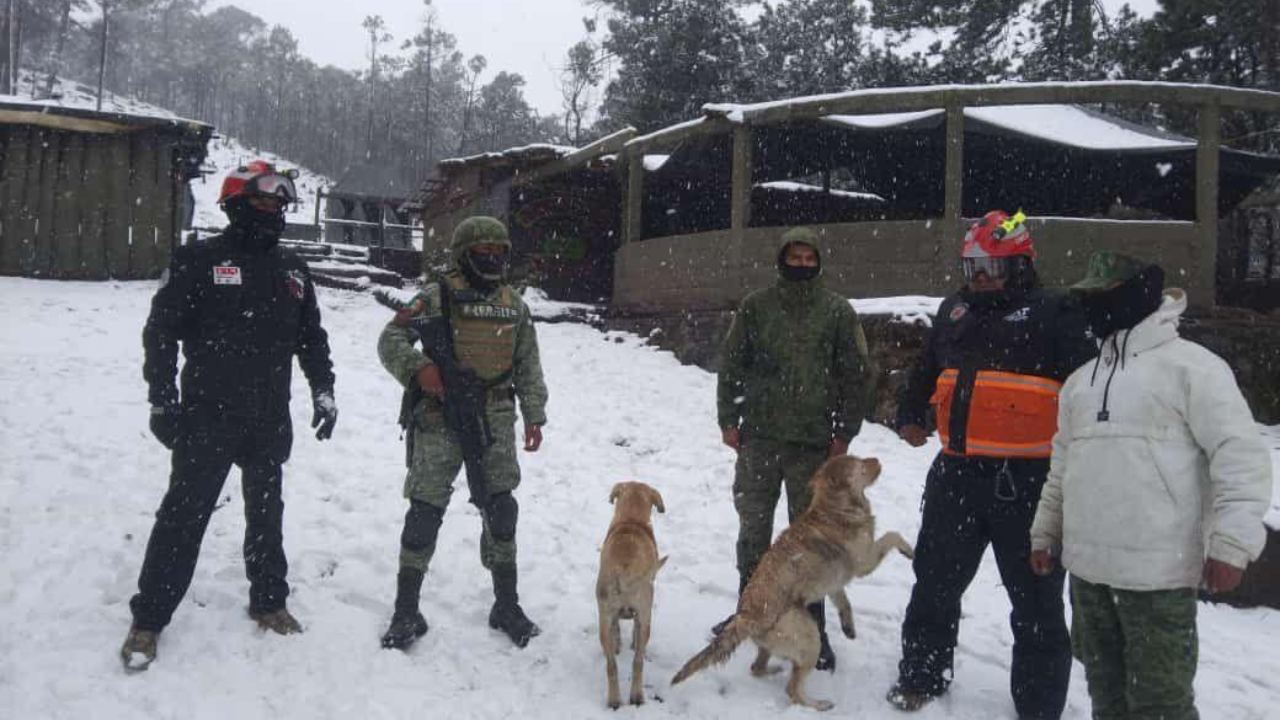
top-left (715, 227), bottom-right (875, 671)
top-left (377, 216), bottom-right (548, 650)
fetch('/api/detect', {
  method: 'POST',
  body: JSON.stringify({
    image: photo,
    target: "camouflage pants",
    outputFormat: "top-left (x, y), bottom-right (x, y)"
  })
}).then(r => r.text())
top-left (399, 403), bottom-right (522, 573)
top-left (1070, 575), bottom-right (1199, 720)
top-left (733, 437), bottom-right (828, 585)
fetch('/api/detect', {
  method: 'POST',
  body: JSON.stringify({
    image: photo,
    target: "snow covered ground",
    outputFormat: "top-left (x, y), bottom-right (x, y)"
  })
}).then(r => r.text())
top-left (1, 278), bottom-right (1278, 719)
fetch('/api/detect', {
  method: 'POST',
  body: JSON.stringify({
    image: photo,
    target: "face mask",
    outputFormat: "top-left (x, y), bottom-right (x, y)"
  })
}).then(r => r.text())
top-left (225, 198), bottom-right (286, 248)
top-left (780, 264), bottom-right (820, 282)
top-left (1080, 265), bottom-right (1165, 339)
top-left (466, 249), bottom-right (508, 280)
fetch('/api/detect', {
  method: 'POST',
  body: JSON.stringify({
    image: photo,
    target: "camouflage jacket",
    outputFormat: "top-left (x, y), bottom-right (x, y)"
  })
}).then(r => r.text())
top-left (717, 278), bottom-right (874, 448)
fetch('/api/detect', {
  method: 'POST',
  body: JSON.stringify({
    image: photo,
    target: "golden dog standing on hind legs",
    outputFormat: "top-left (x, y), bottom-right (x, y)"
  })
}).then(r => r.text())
top-left (597, 482), bottom-right (668, 709)
top-left (671, 455), bottom-right (913, 711)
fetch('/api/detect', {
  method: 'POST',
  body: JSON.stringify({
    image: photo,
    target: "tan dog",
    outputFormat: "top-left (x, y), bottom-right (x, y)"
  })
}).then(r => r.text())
top-left (671, 455), bottom-right (913, 711)
top-left (597, 481), bottom-right (668, 709)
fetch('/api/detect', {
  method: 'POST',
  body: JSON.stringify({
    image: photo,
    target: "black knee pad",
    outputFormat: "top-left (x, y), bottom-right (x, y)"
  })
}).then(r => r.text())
top-left (484, 492), bottom-right (518, 541)
top-left (401, 500), bottom-right (444, 551)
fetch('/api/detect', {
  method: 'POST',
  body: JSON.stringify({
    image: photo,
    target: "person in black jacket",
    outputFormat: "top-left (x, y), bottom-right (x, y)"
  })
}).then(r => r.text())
top-left (886, 211), bottom-right (1095, 717)
top-left (120, 161), bottom-right (337, 672)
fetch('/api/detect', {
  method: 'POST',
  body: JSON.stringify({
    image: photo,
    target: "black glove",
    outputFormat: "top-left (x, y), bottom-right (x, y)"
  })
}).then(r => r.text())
top-left (149, 403), bottom-right (182, 449)
top-left (311, 389), bottom-right (337, 441)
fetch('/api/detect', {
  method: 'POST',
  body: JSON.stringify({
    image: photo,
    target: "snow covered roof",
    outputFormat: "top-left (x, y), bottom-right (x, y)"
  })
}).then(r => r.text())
top-left (438, 143), bottom-right (578, 171)
top-left (701, 81), bottom-right (1280, 124)
top-left (820, 104), bottom-right (1196, 152)
top-left (0, 72), bottom-right (207, 132)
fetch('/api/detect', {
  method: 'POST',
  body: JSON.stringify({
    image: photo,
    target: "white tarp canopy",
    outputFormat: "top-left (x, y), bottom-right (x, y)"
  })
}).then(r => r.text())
top-left (820, 104), bottom-right (1196, 152)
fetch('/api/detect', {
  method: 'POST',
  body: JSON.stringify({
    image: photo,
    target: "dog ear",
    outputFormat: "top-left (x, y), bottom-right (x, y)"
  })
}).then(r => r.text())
top-left (609, 483), bottom-right (622, 504)
top-left (648, 486), bottom-right (666, 514)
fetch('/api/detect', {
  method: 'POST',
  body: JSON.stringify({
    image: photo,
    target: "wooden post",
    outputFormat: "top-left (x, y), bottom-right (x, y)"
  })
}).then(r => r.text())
top-left (944, 103), bottom-right (964, 228)
top-left (32, 129), bottom-right (63, 277)
top-left (1195, 102), bottom-right (1221, 306)
top-left (942, 103), bottom-right (965, 282)
top-left (104, 135), bottom-right (133, 278)
top-left (730, 125), bottom-right (753, 234)
top-left (624, 149), bottom-right (643, 244)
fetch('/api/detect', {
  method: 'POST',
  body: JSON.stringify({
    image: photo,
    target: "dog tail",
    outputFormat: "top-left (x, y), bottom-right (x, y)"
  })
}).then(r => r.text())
top-left (671, 616), bottom-right (747, 685)
top-left (651, 555), bottom-right (669, 580)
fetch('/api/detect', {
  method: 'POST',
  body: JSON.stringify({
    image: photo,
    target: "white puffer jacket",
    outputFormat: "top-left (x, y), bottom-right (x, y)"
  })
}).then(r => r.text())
top-left (1031, 289), bottom-right (1273, 591)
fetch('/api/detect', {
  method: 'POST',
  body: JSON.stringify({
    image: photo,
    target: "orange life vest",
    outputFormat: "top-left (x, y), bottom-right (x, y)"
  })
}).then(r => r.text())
top-left (930, 369), bottom-right (1062, 459)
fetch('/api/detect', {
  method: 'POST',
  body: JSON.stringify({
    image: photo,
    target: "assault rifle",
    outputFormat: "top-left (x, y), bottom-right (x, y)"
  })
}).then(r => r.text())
top-left (374, 285), bottom-right (495, 506)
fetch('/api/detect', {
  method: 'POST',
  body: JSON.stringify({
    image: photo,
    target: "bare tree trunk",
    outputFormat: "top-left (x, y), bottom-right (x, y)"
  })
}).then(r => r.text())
top-left (423, 23), bottom-right (433, 181)
top-left (96, 0), bottom-right (111, 112)
top-left (43, 0), bottom-right (73, 98)
top-left (1, 0), bottom-right (15, 96)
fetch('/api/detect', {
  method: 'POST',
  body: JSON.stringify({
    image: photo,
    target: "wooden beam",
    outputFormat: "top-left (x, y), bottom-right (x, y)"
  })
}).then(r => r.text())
top-left (0, 109), bottom-right (131, 134)
top-left (714, 82), bottom-right (1280, 127)
top-left (944, 104), bottom-right (964, 225)
top-left (1196, 101), bottom-right (1221, 305)
top-left (624, 116), bottom-right (731, 156)
top-left (624, 150), bottom-right (643, 244)
top-left (730, 125), bottom-right (753, 234)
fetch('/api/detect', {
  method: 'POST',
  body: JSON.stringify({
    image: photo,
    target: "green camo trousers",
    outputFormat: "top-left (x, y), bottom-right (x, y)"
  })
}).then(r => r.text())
top-left (1070, 575), bottom-right (1199, 720)
top-left (733, 437), bottom-right (827, 585)
top-left (398, 405), bottom-right (521, 573)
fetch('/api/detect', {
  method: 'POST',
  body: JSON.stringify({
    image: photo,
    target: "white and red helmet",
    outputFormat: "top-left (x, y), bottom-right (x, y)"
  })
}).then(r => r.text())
top-left (961, 210), bottom-right (1034, 281)
top-left (218, 160), bottom-right (299, 206)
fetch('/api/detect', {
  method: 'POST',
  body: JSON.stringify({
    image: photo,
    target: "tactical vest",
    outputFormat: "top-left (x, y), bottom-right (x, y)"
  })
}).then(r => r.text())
top-left (445, 272), bottom-right (520, 383)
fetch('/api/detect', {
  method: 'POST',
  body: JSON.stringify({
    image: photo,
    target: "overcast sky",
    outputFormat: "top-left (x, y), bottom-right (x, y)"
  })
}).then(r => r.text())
top-left (207, 0), bottom-right (1162, 118)
top-left (207, 0), bottom-right (595, 117)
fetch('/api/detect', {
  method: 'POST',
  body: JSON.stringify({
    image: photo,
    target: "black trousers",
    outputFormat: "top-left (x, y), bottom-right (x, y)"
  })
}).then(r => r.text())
top-left (896, 454), bottom-right (1071, 720)
top-left (130, 409), bottom-right (293, 631)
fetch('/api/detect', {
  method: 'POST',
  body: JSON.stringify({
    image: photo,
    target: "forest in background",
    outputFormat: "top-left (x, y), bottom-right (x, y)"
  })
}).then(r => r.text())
top-left (0, 0), bottom-right (1275, 194)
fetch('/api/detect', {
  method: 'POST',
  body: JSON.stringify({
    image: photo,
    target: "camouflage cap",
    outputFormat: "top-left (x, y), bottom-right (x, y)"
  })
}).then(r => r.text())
top-left (451, 216), bottom-right (511, 262)
top-left (1070, 251), bottom-right (1149, 292)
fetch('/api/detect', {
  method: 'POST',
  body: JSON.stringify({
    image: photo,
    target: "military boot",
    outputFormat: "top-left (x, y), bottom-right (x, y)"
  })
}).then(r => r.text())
top-left (885, 683), bottom-right (944, 712)
top-left (120, 625), bottom-right (159, 673)
top-left (249, 607), bottom-right (303, 635)
top-left (488, 565), bottom-right (540, 648)
top-left (381, 567), bottom-right (429, 650)
top-left (809, 601), bottom-right (836, 672)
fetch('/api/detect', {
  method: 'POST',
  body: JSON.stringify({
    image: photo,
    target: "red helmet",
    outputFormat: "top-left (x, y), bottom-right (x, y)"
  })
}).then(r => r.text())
top-left (962, 210), bottom-right (1034, 259)
top-left (218, 160), bottom-right (299, 205)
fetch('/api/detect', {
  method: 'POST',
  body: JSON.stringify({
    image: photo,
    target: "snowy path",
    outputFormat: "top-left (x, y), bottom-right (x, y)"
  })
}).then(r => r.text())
top-left (1, 278), bottom-right (1277, 719)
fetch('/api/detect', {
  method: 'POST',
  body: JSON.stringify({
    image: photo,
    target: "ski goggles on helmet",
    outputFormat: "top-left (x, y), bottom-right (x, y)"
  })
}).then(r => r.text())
top-left (961, 256), bottom-right (1012, 281)
top-left (245, 168), bottom-right (299, 204)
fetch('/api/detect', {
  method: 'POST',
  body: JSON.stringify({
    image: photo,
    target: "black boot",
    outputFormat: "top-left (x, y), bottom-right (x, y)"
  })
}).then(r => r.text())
top-left (381, 568), bottom-right (429, 650)
top-left (809, 601), bottom-right (836, 672)
top-left (488, 564), bottom-right (540, 648)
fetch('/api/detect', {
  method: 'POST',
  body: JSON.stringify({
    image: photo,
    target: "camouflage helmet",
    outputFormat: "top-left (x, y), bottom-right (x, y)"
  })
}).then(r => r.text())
top-left (451, 216), bottom-right (511, 262)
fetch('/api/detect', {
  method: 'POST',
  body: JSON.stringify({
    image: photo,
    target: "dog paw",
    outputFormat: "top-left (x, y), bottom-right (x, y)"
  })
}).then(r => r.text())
top-left (629, 693), bottom-right (645, 706)
top-left (607, 699), bottom-right (621, 711)
top-left (810, 699), bottom-right (834, 712)
top-left (841, 623), bottom-right (857, 640)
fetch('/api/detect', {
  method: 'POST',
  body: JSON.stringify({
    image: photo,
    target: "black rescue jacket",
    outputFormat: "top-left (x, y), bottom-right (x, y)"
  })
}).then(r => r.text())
top-left (896, 286), bottom-right (1095, 457)
top-left (142, 228), bottom-right (334, 419)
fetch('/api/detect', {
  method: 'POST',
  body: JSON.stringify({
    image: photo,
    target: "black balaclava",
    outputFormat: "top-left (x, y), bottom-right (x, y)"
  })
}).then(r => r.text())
top-left (777, 241), bottom-right (821, 283)
top-left (460, 249), bottom-right (508, 292)
top-left (224, 196), bottom-right (286, 252)
top-left (1080, 264), bottom-right (1165, 340)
